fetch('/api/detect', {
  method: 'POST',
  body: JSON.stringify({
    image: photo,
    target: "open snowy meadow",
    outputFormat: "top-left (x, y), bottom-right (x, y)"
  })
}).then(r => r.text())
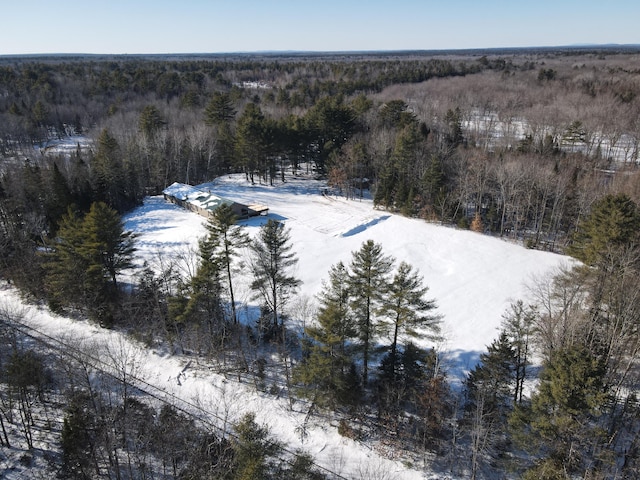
top-left (126, 174), bottom-right (570, 374)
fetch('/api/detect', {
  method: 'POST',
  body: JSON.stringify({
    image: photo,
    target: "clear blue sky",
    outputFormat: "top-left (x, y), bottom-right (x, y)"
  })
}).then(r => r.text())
top-left (2, 0), bottom-right (638, 55)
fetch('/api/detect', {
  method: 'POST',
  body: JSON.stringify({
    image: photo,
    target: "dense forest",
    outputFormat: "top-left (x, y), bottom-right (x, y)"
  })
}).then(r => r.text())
top-left (0, 47), bottom-right (640, 478)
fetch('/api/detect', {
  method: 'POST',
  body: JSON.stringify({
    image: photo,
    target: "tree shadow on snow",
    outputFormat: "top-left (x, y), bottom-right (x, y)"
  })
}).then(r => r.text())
top-left (443, 349), bottom-right (483, 386)
top-left (241, 213), bottom-right (288, 229)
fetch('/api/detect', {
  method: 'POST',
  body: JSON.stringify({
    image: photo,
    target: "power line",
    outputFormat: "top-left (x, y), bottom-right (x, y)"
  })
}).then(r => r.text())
top-left (0, 313), bottom-right (350, 480)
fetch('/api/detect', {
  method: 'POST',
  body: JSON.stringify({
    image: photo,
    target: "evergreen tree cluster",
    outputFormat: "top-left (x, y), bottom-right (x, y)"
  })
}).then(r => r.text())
top-left (44, 201), bottom-right (136, 325)
top-left (295, 240), bottom-right (445, 446)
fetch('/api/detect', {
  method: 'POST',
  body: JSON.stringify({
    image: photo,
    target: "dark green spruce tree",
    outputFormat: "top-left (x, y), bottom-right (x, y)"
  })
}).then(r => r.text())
top-left (80, 201), bottom-right (136, 292)
top-left (511, 344), bottom-right (609, 478)
top-left (568, 193), bottom-right (640, 266)
top-left (464, 332), bottom-right (516, 423)
top-left (463, 332), bottom-right (519, 478)
top-left (44, 206), bottom-right (88, 310)
top-left (231, 412), bottom-right (282, 480)
top-left (45, 202), bottom-right (135, 323)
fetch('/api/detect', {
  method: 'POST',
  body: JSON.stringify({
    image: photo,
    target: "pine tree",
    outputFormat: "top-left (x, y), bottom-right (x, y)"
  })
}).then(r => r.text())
top-left (91, 129), bottom-right (130, 212)
top-left (235, 103), bottom-right (268, 184)
top-left (45, 202), bottom-right (135, 321)
top-left (512, 345), bottom-right (609, 477)
top-left (379, 99), bottom-right (416, 129)
top-left (377, 342), bottom-right (435, 431)
top-left (202, 203), bottom-right (250, 324)
top-left (138, 105), bottom-right (165, 138)
top-left (380, 261), bottom-right (441, 384)
top-left (204, 92), bottom-right (238, 176)
top-left (249, 219), bottom-right (300, 335)
top-left (45, 206), bottom-right (88, 309)
top-left (304, 96), bottom-right (356, 174)
top-left (348, 240), bottom-right (394, 385)
top-left (464, 332), bottom-right (516, 420)
top-left (232, 413), bottom-right (281, 480)
top-left (385, 123), bottom-right (423, 212)
top-left (80, 201), bottom-right (136, 292)
top-left (45, 162), bottom-right (74, 235)
top-left (464, 333), bottom-right (517, 477)
top-left (176, 233), bottom-right (226, 344)
top-left (295, 262), bottom-right (359, 407)
top-left (204, 92), bottom-right (236, 126)
top-left (501, 301), bottom-right (536, 404)
top-left (568, 193), bottom-right (640, 266)
top-left (422, 155), bottom-right (447, 218)
top-left (444, 107), bottom-right (464, 147)
top-left (61, 393), bottom-right (97, 479)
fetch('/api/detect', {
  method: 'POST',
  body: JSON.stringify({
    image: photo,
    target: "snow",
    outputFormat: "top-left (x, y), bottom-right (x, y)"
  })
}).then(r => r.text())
top-left (35, 134), bottom-right (93, 158)
top-left (0, 173), bottom-right (571, 479)
top-left (129, 174), bottom-right (570, 376)
top-left (463, 109), bottom-right (640, 163)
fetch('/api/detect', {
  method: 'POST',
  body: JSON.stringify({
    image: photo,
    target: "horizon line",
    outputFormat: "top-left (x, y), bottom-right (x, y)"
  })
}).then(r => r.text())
top-left (2, 43), bottom-right (640, 58)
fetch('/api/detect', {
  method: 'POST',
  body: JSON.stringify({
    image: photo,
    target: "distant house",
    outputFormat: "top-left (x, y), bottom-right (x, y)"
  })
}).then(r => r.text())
top-left (163, 183), bottom-right (268, 220)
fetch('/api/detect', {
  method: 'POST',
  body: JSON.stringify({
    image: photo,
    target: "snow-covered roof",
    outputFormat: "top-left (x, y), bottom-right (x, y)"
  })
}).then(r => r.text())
top-left (163, 182), bottom-right (200, 201)
top-left (163, 182), bottom-right (234, 211)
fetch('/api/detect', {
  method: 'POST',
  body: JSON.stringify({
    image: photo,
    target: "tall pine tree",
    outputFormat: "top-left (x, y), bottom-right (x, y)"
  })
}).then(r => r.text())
top-left (348, 240), bottom-right (393, 385)
top-left (249, 219), bottom-right (300, 335)
top-left (295, 261), bottom-right (359, 407)
top-left (380, 261), bottom-right (441, 384)
top-left (202, 203), bottom-right (250, 324)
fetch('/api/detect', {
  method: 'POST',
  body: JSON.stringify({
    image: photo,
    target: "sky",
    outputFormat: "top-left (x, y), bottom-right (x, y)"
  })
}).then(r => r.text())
top-left (1, 0), bottom-right (638, 55)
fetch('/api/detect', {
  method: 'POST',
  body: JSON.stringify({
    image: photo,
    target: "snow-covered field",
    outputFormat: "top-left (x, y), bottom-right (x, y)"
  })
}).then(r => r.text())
top-left (0, 173), bottom-right (570, 479)
top-left (127, 174), bottom-right (570, 374)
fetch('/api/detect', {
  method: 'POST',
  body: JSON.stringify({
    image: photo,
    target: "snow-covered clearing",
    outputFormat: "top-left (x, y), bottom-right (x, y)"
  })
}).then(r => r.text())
top-left (128, 174), bottom-right (570, 376)
top-left (0, 173), bottom-right (570, 478)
